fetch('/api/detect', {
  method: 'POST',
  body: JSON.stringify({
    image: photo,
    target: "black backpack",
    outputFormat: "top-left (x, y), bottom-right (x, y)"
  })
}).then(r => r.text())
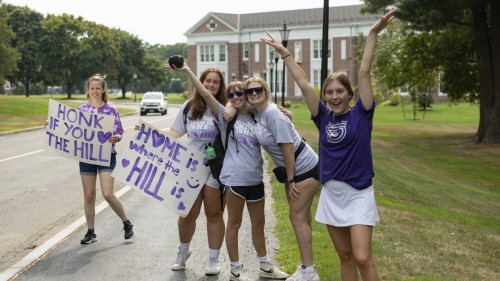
top-left (205, 115), bottom-right (237, 211)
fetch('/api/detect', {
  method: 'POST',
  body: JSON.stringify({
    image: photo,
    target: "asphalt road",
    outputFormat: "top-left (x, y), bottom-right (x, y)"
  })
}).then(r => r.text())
top-left (0, 104), bottom-right (283, 281)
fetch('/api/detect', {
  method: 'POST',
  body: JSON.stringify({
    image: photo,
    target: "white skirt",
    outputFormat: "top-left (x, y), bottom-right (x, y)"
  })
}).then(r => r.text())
top-left (315, 179), bottom-right (379, 227)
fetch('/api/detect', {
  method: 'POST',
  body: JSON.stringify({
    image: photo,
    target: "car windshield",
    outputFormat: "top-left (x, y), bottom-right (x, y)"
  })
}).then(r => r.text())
top-left (143, 93), bottom-right (163, 100)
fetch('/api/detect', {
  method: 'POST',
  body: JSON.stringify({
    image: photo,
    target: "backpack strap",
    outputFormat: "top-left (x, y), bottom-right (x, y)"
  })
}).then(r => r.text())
top-left (183, 100), bottom-right (192, 129)
top-left (225, 113), bottom-right (238, 152)
top-left (217, 113), bottom-right (237, 211)
top-left (294, 139), bottom-right (306, 159)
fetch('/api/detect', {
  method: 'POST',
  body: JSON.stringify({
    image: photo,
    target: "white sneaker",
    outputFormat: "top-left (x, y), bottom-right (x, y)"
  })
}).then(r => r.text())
top-left (205, 256), bottom-right (221, 275)
top-left (285, 265), bottom-right (304, 281)
top-left (230, 264), bottom-right (252, 281)
top-left (171, 247), bottom-right (191, 271)
top-left (259, 262), bottom-right (289, 279)
top-left (286, 265), bottom-right (320, 281)
top-left (303, 266), bottom-right (320, 281)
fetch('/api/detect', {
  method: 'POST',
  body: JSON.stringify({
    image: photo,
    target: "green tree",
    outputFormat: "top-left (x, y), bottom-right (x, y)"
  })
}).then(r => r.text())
top-left (0, 2), bottom-right (20, 85)
top-left (362, 21), bottom-right (440, 119)
top-left (39, 14), bottom-right (91, 98)
top-left (141, 55), bottom-right (168, 91)
top-left (4, 4), bottom-right (44, 97)
top-left (108, 29), bottom-right (145, 98)
top-left (362, 0), bottom-right (500, 143)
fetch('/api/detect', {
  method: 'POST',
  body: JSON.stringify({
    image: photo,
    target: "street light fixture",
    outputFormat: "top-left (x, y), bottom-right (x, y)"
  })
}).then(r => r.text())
top-left (269, 56), bottom-right (275, 100)
top-left (133, 73), bottom-right (137, 103)
top-left (279, 21), bottom-right (290, 107)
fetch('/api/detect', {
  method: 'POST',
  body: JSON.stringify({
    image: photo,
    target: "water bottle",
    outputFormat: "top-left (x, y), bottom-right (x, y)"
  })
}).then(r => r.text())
top-left (204, 143), bottom-right (216, 159)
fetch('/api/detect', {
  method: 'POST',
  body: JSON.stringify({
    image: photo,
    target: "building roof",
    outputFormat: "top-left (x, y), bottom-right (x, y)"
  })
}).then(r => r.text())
top-left (185, 5), bottom-right (379, 35)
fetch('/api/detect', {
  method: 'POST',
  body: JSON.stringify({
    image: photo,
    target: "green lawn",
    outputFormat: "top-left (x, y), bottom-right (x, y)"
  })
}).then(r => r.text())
top-left (271, 101), bottom-right (499, 281)
top-left (1, 94), bottom-right (498, 280)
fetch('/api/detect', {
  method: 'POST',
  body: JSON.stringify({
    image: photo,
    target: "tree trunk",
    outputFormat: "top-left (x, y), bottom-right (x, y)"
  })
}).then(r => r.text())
top-left (24, 78), bottom-right (30, 98)
top-left (471, 0), bottom-right (500, 143)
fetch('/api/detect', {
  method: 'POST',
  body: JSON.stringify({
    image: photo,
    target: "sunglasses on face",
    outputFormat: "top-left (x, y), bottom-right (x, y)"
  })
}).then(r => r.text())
top-left (226, 90), bottom-right (245, 99)
top-left (245, 86), bottom-right (264, 96)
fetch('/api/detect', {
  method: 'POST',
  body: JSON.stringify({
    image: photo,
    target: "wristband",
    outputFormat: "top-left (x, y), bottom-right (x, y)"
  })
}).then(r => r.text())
top-left (286, 178), bottom-right (295, 184)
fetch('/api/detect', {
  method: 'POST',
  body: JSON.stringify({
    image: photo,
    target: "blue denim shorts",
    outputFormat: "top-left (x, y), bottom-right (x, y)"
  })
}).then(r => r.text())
top-left (79, 153), bottom-right (116, 176)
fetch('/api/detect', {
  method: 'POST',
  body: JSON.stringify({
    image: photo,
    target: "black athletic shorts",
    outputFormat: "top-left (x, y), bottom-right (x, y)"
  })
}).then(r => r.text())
top-left (229, 182), bottom-right (265, 202)
top-left (294, 163), bottom-right (319, 183)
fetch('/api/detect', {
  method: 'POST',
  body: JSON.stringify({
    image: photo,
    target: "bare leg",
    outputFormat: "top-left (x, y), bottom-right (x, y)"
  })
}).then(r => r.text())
top-left (225, 189), bottom-right (246, 262)
top-left (246, 197), bottom-right (266, 257)
top-left (203, 186), bottom-right (225, 250)
top-left (284, 177), bottom-right (320, 267)
top-left (178, 188), bottom-right (203, 244)
top-left (351, 225), bottom-right (379, 281)
top-left (80, 175), bottom-right (97, 229)
top-left (328, 225), bottom-right (358, 281)
top-left (99, 172), bottom-right (128, 221)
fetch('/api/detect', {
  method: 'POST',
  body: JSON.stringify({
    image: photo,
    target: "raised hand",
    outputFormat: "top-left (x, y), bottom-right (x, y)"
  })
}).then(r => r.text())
top-left (371, 8), bottom-right (395, 34)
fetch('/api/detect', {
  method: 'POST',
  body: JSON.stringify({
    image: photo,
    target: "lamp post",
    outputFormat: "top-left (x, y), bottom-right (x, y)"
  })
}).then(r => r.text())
top-left (279, 21), bottom-right (290, 107)
top-left (133, 73), bottom-right (137, 103)
top-left (263, 68), bottom-right (267, 80)
top-left (274, 51), bottom-right (279, 104)
top-left (269, 58), bottom-right (275, 100)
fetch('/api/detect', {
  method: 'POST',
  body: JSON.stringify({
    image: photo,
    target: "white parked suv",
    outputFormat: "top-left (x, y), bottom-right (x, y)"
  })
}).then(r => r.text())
top-left (140, 92), bottom-right (167, 116)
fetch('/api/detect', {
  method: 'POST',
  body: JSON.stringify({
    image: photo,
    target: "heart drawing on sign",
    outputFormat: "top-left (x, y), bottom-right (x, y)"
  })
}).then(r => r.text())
top-left (152, 130), bottom-right (165, 148)
top-left (98, 131), bottom-right (112, 144)
top-left (122, 158), bottom-right (130, 168)
top-left (177, 202), bottom-right (186, 211)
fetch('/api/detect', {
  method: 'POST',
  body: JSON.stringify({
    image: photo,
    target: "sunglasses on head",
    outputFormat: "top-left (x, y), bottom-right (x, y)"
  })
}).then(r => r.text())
top-left (226, 90), bottom-right (245, 99)
top-left (245, 86), bottom-right (264, 96)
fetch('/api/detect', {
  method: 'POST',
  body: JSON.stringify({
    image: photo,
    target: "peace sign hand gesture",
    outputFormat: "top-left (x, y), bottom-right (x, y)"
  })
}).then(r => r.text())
top-left (370, 8), bottom-right (395, 35)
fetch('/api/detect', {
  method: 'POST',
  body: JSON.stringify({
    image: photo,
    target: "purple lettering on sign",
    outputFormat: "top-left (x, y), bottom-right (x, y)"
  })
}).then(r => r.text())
top-left (152, 130), bottom-right (165, 148)
top-left (177, 202), bottom-right (186, 211)
top-left (98, 131), bottom-right (112, 144)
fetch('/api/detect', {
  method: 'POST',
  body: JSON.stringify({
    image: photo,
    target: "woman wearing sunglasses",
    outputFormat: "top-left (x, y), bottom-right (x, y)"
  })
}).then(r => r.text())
top-left (245, 77), bottom-right (321, 281)
top-left (168, 63), bottom-right (288, 280)
top-left (262, 9), bottom-right (396, 281)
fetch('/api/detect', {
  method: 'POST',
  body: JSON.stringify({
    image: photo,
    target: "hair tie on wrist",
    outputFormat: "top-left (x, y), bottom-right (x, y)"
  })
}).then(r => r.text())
top-left (282, 53), bottom-right (291, 59)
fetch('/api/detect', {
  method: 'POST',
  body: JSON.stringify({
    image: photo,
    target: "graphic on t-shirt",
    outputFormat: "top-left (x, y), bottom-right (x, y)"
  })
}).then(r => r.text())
top-left (326, 120), bottom-right (348, 143)
top-left (234, 120), bottom-right (259, 148)
top-left (187, 116), bottom-right (217, 140)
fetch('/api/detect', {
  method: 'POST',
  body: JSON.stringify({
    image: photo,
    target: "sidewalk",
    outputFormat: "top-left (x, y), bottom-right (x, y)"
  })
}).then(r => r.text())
top-left (10, 158), bottom-right (284, 281)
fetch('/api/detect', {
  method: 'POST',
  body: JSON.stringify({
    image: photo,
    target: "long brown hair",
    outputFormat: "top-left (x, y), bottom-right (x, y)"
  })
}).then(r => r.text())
top-left (189, 67), bottom-right (227, 120)
top-left (86, 74), bottom-right (108, 102)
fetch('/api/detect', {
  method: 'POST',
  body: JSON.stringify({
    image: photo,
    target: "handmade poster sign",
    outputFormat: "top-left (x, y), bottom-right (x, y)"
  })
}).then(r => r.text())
top-left (112, 120), bottom-right (210, 217)
top-left (45, 99), bottom-right (113, 166)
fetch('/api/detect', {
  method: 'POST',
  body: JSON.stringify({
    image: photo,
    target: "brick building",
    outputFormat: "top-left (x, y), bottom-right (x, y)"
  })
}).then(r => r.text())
top-left (184, 4), bottom-right (379, 100)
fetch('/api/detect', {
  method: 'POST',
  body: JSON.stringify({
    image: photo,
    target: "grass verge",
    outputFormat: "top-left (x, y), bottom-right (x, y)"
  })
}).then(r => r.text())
top-left (270, 101), bottom-right (499, 281)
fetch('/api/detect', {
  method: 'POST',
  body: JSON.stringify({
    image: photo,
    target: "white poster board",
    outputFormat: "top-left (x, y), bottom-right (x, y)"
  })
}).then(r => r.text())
top-left (112, 120), bottom-right (210, 218)
top-left (45, 99), bottom-right (113, 166)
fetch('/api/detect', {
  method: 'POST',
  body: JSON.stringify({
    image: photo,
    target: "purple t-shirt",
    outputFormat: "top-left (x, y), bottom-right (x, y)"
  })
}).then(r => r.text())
top-left (78, 102), bottom-right (124, 154)
top-left (312, 99), bottom-right (374, 189)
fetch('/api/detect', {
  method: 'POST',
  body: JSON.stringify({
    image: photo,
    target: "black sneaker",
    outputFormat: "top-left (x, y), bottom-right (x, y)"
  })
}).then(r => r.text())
top-left (80, 229), bottom-right (97, 244)
top-left (123, 220), bottom-right (135, 239)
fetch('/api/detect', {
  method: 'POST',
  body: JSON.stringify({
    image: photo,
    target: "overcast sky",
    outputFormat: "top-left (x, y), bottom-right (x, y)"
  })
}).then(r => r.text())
top-left (3, 0), bottom-right (364, 45)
